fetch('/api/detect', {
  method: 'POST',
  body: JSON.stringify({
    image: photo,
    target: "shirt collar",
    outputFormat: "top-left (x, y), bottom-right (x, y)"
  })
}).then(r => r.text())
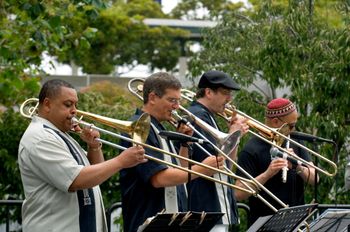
top-left (134, 108), bottom-right (165, 130)
top-left (191, 101), bottom-right (216, 118)
top-left (33, 115), bottom-right (62, 132)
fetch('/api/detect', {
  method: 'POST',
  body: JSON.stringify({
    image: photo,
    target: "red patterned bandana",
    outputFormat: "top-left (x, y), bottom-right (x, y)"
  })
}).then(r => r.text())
top-left (265, 98), bottom-right (296, 118)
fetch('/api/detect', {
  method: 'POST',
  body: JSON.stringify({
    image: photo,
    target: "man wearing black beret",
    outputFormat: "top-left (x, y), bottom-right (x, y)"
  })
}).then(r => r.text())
top-left (186, 70), bottom-right (249, 231)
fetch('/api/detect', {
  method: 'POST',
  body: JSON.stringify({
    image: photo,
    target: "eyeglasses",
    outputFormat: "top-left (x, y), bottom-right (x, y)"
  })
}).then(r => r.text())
top-left (277, 117), bottom-right (297, 130)
top-left (165, 97), bottom-right (181, 105)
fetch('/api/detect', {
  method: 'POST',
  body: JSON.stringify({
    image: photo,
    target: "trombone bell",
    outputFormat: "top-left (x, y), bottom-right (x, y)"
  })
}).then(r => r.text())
top-left (221, 130), bottom-right (241, 154)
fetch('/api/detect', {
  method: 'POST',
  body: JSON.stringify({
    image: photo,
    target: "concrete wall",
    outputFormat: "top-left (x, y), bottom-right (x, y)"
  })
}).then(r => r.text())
top-left (41, 75), bottom-right (136, 91)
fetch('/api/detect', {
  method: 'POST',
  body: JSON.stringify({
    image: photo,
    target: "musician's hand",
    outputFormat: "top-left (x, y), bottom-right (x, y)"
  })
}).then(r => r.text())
top-left (200, 156), bottom-right (225, 176)
top-left (176, 122), bottom-right (193, 136)
top-left (265, 158), bottom-right (288, 178)
top-left (229, 115), bottom-right (249, 135)
top-left (80, 126), bottom-right (101, 148)
top-left (285, 148), bottom-right (296, 169)
top-left (117, 145), bottom-right (147, 168)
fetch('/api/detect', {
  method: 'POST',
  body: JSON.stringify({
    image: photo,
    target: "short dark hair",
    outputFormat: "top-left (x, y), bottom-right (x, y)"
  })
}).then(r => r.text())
top-left (143, 72), bottom-right (181, 104)
top-left (195, 87), bottom-right (219, 99)
top-left (39, 79), bottom-right (75, 104)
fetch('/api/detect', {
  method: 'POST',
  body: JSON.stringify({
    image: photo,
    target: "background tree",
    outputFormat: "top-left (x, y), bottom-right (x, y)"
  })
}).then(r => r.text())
top-left (0, 0), bottom-right (104, 106)
top-left (54, 0), bottom-right (189, 74)
top-left (0, 0), bottom-right (188, 106)
top-left (189, 0), bottom-right (350, 205)
top-left (170, 0), bottom-right (245, 20)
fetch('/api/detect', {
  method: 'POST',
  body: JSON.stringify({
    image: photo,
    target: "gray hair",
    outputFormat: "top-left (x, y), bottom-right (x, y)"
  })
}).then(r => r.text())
top-left (143, 72), bottom-right (181, 104)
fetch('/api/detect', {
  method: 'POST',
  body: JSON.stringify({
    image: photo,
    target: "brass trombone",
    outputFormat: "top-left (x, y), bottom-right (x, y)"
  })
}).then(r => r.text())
top-left (180, 89), bottom-right (338, 177)
top-left (20, 98), bottom-right (150, 145)
top-left (128, 78), bottom-right (289, 211)
top-left (19, 97), bottom-right (257, 195)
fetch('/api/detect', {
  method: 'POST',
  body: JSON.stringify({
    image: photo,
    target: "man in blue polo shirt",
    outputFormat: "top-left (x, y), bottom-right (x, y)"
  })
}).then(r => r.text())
top-left (120, 72), bottom-right (224, 232)
top-left (187, 70), bottom-right (249, 232)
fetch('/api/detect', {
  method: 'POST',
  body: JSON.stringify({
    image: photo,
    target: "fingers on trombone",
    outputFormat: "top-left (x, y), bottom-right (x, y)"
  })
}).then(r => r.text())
top-left (72, 123), bottom-right (82, 133)
top-left (205, 156), bottom-right (225, 170)
top-left (135, 145), bottom-right (147, 162)
top-left (217, 156), bottom-right (225, 170)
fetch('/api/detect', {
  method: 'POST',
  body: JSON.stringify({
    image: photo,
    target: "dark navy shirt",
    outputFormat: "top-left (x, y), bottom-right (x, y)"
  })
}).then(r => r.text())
top-left (236, 135), bottom-right (311, 226)
top-left (187, 101), bottom-right (239, 225)
top-left (120, 109), bottom-right (187, 232)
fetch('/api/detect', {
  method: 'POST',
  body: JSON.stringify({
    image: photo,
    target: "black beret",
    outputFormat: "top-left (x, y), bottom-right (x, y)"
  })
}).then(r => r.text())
top-left (198, 70), bottom-right (240, 90)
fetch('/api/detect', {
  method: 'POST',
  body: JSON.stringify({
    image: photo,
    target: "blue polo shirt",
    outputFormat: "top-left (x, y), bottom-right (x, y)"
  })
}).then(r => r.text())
top-left (120, 109), bottom-right (187, 232)
top-left (187, 101), bottom-right (239, 225)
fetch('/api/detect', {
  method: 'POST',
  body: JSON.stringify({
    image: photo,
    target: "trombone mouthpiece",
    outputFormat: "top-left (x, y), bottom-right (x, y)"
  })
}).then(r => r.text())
top-left (171, 110), bottom-right (181, 120)
top-left (71, 117), bottom-right (78, 125)
top-left (70, 117), bottom-right (80, 132)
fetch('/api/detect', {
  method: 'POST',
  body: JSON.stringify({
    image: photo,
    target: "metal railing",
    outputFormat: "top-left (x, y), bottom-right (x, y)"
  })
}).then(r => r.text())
top-left (0, 200), bottom-right (23, 232)
top-left (2, 199), bottom-right (350, 232)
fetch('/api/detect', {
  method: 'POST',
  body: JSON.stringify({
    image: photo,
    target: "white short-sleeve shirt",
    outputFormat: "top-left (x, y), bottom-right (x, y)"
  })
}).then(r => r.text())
top-left (18, 116), bottom-right (107, 232)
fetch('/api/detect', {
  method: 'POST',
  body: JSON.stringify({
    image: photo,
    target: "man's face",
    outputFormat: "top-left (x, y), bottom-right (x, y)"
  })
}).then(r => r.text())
top-left (43, 86), bottom-right (78, 132)
top-left (151, 88), bottom-right (181, 122)
top-left (208, 87), bottom-right (233, 114)
top-left (272, 110), bottom-right (298, 132)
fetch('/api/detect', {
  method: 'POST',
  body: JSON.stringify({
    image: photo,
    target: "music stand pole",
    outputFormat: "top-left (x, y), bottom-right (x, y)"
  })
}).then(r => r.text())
top-left (313, 142), bottom-right (318, 203)
top-left (186, 143), bottom-right (193, 211)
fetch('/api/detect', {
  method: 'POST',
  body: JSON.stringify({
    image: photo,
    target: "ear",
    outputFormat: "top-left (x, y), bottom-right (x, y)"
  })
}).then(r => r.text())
top-left (204, 88), bottom-right (212, 98)
top-left (42, 98), bottom-right (51, 113)
top-left (148, 92), bottom-right (157, 104)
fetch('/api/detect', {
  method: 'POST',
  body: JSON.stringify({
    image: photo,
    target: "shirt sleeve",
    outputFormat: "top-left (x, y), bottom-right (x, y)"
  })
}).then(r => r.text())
top-left (26, 132), bottom-right (83, 192)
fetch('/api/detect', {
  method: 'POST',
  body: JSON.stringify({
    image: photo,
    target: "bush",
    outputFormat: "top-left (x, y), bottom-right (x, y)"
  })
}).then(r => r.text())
top-left (0, 108), bottom-right (29, 224)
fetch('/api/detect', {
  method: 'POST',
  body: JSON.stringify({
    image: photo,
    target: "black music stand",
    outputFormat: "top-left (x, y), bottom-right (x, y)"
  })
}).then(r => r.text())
top-left (137, 211), bottom-right (224, 232)
top-left (247, 204), bottom-right (318, 232)
top-left (306, 209), bottom-right (350, 232)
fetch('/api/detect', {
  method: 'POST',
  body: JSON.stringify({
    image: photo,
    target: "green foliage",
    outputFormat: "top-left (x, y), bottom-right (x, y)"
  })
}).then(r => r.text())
top-left (189, 0), bottom-right (350, 207)
top-left (0, 0), bottom-right (105, 107)
top-left (0, 0), bottom-right (188, 106)
top-left (0, 109), bottom-right (29, 223)
top-left (170, 0), bottom-right (244, 20)
top-left (74, 0), bottom-right (188, 74)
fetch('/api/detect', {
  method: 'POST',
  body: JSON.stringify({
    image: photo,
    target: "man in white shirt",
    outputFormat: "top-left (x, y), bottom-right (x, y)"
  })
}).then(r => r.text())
top-left (18, 79), bottom-right (146, 232)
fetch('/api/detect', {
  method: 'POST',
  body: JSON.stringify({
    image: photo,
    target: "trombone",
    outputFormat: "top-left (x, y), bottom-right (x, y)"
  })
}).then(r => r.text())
top-left (19, 98), bottom-right (257, 195)
top-left (128, 78), bottom-right (289, 211)
top-left (180, 89), bottom-right (338, 177)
